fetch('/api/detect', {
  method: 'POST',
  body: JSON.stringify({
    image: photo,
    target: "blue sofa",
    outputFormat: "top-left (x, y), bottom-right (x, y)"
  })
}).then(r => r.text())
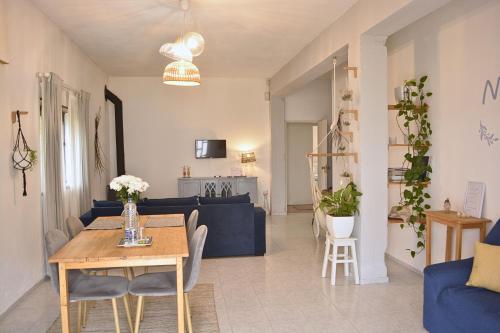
top-left (80, 196), bottom-right (266, 258)
top-left (423, 220), bottom-right (500, 332)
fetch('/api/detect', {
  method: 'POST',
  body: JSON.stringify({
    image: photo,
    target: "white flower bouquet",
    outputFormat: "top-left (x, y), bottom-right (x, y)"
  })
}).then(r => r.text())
top-left (110, 175), bottom-right (150, 203)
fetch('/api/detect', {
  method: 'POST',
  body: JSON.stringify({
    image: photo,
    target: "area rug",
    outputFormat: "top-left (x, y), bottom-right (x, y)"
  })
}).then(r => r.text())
top-left (48, 284), bottom-right (219, 332)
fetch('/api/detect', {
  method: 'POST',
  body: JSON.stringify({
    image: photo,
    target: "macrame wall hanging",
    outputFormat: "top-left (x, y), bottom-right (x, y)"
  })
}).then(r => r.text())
top-left (12, 110), bottom-right (37, 196)
top-left (94, 108), bottom-right (106, 175)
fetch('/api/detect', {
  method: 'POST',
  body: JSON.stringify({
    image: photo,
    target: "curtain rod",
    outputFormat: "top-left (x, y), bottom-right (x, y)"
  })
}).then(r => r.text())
top-left (37, 72), bottom-right (81, 95)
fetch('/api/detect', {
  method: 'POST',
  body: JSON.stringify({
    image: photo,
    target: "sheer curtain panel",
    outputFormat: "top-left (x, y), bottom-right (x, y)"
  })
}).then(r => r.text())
top-left (39, 73), bottom-right (66, 234)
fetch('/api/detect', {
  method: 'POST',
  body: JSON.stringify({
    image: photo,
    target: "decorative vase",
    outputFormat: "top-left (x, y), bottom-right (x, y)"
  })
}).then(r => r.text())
top-left (326, 215), bottom-right (355, 238)
top-left (122, 196), bottom-right (139, 243)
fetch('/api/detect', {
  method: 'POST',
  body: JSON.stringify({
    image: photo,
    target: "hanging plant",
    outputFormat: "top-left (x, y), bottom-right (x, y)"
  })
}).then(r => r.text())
top-left (12, 111), bottom-right (37, 196)
top-left (396, 75), bottom-right (433, 258)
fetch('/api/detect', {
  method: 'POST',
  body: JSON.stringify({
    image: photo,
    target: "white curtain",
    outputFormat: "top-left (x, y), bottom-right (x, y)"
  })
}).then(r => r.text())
top-left (40, 73), bottom-right (66, 234)
top-left (62, 90), bottom-right (92, 219)
top-left (78, 91), bottom-right (92, 212)
top-left (40, 73), bottom-right (92, 236)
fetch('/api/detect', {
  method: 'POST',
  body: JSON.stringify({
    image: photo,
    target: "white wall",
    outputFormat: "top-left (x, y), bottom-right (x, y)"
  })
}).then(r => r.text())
top-left (270, 97), bottom-right (286, 214)
top-left (0, 0), bottom-right (108, 315)
top-left (107, 77), bottom-right (271, 205)
top-left (285, 79), bottom-right (331, 123)
top-left (386, 0), bottom-right (500, 271)
top-left (270, 0), bottom-right (452, 284)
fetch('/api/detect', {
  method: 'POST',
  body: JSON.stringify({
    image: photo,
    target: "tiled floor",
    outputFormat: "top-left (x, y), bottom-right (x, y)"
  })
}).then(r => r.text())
top-left (0, 213), bottom-right (426, 333)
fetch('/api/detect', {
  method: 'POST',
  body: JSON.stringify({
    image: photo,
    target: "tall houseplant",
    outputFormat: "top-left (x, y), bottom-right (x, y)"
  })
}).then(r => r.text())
top-left (395, 75), bottom-right (433, 257)
top-left (319, 183), bottom-right (362, 238)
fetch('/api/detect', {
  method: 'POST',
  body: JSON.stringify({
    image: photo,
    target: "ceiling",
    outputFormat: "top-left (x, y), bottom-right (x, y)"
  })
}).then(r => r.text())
top-left (32, 0), bottom-right (358, 77)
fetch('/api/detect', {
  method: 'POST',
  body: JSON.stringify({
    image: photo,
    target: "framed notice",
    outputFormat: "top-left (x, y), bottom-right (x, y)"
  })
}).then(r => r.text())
top-left (464, 182), bottom-right (486, 218)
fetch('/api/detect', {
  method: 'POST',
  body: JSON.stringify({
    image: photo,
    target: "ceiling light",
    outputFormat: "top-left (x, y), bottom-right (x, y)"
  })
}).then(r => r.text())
top-left (183, 32), bottom-right (205, 57)
top-left (163, 60), bottom-right (200, 86)
top-left (159, 40), bottom-right (193, 62)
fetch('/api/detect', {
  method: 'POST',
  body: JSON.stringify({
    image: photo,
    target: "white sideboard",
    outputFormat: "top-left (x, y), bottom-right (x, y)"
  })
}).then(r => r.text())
top-left (178, 177), bottom-right (258, 203)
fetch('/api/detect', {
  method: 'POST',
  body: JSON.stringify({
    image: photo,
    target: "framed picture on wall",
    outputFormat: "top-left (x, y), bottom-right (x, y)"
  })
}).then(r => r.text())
top-left (463, 181), bottom-right (486, 218)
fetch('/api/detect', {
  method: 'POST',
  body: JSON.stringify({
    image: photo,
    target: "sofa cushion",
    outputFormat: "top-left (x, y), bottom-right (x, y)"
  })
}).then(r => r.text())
top-left (467, 242), bottom-right (500, 292)
top-left (485, 220), bottom-right (500, 245)
top-left (199, 193), bottom-right (250, 205)
top-left (143, 196), bottom-right (198, 207)
top-left (424, 258), bottom-right (473, 301)
top-left (93, 199), bottom-right (123, 208)
top-left (439, 285), bottom-right (500, 333)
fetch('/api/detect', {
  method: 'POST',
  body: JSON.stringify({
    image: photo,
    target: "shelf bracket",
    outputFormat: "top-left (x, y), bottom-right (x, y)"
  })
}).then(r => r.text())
top-left (11, 111), bottom-right (29, 124)
top-left (344, 66), bottom-right (358, 78)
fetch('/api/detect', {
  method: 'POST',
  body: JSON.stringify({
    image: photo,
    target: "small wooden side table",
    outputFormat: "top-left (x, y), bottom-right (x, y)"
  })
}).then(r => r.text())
top-left (425, 210), bottom-right (491, 266)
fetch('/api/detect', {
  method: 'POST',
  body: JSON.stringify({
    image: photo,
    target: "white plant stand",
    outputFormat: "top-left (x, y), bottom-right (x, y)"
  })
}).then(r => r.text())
top-left (321, 235), bottom-right (359, 285)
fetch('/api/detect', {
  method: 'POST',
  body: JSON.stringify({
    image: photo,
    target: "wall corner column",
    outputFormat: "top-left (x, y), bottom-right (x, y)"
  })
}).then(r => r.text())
top-left (356, 34), bottom-right (389, 284)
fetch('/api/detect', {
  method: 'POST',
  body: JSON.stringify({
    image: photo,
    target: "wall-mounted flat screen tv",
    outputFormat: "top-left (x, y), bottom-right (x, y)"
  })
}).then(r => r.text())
top-left (195, 139), bottom-right (227, 158)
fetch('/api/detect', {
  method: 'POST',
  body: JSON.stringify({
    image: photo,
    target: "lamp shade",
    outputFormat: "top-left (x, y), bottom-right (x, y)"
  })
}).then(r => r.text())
top-left (159, 41), bottom-right (193, 62)
top-left (163, 60), bottom-right (200, 86)
top-left (241, 152), bottom-right (256, 163)
top-left (183, 32), bottom-right (205, 57)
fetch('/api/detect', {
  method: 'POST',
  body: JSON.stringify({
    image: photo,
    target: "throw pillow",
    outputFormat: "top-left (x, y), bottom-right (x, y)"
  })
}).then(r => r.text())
top-left (93, 199), bottom-right (123, 208)
top-left (199, 193), bottom-right (251, 205)
top-left (466, 242), bottom-right (500, 292)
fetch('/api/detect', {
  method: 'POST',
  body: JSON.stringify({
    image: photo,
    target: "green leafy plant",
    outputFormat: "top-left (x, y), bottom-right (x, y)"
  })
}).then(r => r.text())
top-left (395, 75), bottom-right (433, 258)
top-left (319, 183), bottom-right (362, 217)
top-left (28, 149), bottom-right (37, 167)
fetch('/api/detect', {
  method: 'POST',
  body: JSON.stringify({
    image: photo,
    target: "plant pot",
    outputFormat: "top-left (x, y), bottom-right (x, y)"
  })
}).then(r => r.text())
top-left (339, 176), bottom-right (352, 188)
top-left (326, 215), bottom-right (354, 238)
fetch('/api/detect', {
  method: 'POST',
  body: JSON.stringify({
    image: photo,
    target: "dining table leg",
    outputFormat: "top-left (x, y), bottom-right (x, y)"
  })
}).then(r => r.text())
top-left (176, 256), bottom-right (185, 333)
top-left (59, 263), bottom-right (71, 333)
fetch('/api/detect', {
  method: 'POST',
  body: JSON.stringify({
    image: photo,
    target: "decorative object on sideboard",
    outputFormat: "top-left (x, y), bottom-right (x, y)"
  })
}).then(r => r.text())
top-left (443, 198), bottom-right (451, 212)
top-left (94, 108), bottom-right (105, 175)
top-left (463, 181), bottom-right (485, 218)
top-left (12, 111), bottom-right (36, 196)
top-left (241, 152), bottom-right (256, 177)
top-left (395, 75), bottom-right (433, 258)
top-left (182, 165), bottom-right (191, 178)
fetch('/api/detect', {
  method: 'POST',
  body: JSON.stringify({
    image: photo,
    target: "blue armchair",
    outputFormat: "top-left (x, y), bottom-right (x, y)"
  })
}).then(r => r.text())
top-left (423, 220), bottom-right (500, 332)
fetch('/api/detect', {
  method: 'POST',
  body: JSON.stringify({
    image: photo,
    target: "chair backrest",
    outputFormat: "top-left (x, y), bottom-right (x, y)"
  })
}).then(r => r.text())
top-left (184, 225), bottom-right (208, 292)
top-left (45, 229), bottom-right (69, 292)
top-left (66, 216), bottom-right (84, 239)
top-left (45, 229), bottom-right (82, 294)
top-left (186, 209), bottom-right (199, 243)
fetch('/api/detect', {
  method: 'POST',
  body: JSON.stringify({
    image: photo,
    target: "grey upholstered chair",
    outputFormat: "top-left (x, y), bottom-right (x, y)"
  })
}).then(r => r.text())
top-left (128, 225), bottom-right (208, 333)
top-left (45, 229), bottom-right (133, 333)
top-left (66, 216), bottom-right (85, 239)
top-left (186, 209), bottom-right (199, 243)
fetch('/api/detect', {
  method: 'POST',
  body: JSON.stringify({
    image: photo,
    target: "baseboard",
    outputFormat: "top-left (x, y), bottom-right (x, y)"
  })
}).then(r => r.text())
top-left (385, 253), bottom-right (424, 276)
top-left (0, 276), bottom-right (48, 320)
top-left (360, 275), bottom-right (390, 284)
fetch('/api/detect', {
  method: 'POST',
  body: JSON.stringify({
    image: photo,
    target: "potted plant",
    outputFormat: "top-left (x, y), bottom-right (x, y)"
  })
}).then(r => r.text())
top-left (339, 171), bottom-right (352, 187)
top-left (319, 183), bottom-right (362, 238)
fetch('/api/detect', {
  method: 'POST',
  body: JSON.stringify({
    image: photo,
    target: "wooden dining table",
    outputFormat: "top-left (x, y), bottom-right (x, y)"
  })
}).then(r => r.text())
top-left (48, 214), bottom-right (189, 333)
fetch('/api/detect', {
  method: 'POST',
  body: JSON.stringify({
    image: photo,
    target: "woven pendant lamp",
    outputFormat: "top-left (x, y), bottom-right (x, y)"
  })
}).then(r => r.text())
top-left (163, 60), bottom-right (200, 86)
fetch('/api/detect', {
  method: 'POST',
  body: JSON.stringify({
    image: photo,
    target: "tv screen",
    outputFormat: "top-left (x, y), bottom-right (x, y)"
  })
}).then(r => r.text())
top-left (195, 140), bottom-right (227, 158)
